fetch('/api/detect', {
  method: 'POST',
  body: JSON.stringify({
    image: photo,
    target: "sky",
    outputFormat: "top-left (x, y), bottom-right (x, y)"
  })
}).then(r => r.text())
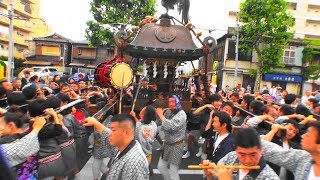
top-left (40, 0), bottom-right (241, 41)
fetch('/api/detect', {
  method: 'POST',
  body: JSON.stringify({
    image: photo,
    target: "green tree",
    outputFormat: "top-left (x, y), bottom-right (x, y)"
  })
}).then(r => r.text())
top-left (302, 40), bottom-right (320, 80)
top-left (86, 0), bottom-right (156, 47)
top-left (239, 0), bottom-right (295, 91)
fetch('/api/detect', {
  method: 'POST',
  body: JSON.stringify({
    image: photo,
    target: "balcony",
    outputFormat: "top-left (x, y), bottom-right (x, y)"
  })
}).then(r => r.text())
top-left (14, 1), bottom-right (32, 19)
top-left (26, 55), bottom-right (61, 61)
top-left (73, 56), bottom-right (96, 61)
top-left (14, 36), bottom-right (28, 46)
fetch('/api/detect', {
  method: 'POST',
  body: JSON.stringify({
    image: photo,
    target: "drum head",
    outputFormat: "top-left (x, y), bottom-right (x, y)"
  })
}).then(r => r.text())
top-left (110, 63), bottom-right (133, 89)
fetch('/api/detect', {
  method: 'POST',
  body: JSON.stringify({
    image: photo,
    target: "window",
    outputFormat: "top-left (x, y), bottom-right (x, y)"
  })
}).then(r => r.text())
top-left (49, 68), bottom-right (57, 72)
top-left (228, 41), bottom-right (252, 61)
top-left (282, 46), bottom-right (296, 64)
top-left (16, 47), bottom-right (24, 52)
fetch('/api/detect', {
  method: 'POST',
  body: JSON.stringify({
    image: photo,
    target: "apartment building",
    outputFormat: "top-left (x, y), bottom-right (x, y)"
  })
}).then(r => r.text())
top-left (228, 0), bottom-right (320, 39)
top-left (287, 0), bottom-right (320, 39)
top-left (0, 0), bottom-right (51, 59)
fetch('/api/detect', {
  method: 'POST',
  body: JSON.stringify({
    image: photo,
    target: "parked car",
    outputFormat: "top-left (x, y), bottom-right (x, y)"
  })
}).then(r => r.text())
top-left (18, 66), bottom-right (64, 79)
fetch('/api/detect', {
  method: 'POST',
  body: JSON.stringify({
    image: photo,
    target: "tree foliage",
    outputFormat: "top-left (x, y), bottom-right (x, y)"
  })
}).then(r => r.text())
top-left (86, 0), bottom-right (156, 46)
top-left (239, 0), bottom-right (295, 91)
top-left (302, 41), bottom-right (320, 80)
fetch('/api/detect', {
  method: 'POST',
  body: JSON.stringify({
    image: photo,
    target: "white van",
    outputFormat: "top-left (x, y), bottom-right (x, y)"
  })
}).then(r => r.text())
top-left (32, 66), bottom-right (63, 78)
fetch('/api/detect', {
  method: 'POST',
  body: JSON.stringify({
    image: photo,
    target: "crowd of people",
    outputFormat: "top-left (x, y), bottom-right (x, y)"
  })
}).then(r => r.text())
top-left (0, 69), bottom-right (319, 180)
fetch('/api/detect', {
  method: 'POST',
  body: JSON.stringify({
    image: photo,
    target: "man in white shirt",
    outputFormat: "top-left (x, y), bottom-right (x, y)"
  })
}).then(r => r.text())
top-left (301, 90), bottom-right (315, 105)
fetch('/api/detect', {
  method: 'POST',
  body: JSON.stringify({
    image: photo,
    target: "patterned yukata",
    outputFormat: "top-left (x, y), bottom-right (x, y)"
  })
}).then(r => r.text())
top-left (161, 109), bottom-right (187, 166)
top-left (261, 140), bottom-right (315, 180)
top-left (100, 129), bottom-right (149, 180)
top-left (92, 116), bottom-right (116, 179)
top-left (135, 121), bottom-right (158, 157)
top-left (1, 132), bottom-right (39, 167)
top-left (218, 151), bottom-right (280, 180)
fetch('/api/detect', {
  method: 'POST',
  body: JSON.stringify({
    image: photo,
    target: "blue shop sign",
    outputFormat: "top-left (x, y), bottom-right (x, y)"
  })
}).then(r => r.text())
top-left (264, 73), bottom-right (302, 83)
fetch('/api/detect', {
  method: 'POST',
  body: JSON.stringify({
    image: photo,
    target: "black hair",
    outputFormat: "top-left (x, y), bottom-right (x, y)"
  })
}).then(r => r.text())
top-left (60, 83), bottom-right (69, 90)
top-left (249, 100), bottom-right (264, 115)
top-left (295, 104), bottom-right (311, 117)
top-left (261, 105), bottom-right (276, 114)
top-left (281, 119), bottom-right (299, 129)
top-left (56, 93), bottom-right (70, 103)
top-left (89, 86), bottom-right (98, 91)
top-left (142, 105), bottom-right (156, 124)
top-left (221, 101), bottom-right (235, 116)
top-left (209, 94), bottom-right (222, 103)
top-left (111, 113), bottom-right (136, 128)
top-left (46, 96), bottom-right (61, 109)
top-left (0, 80), bottom-right (8, 85)
top-left (4, 112), bottom-right (23, 128)
top-left (280, 104), bottom-right (294, 115)
top-left (7, 92), bottom-right (27, 106)
top-left (22, 86), bottom-right (37, 100)
top-left (234, 128), bottom-right (261, 148)
top-left (28, 99), bottom-right (48, 117)
top-left (309, 98), bottom-right (319, 106)
top-left (212, 111), bottom-right (232, 133)
top-left (230, 92), bottom-right (240, 98)
top-left (53, 75), bottom-right (60, 81)
top-left (284, 93), bottom-right (297, 105)
top-left (243, 95), bottom-right (255, 110)
top-left (29, 75), bottom-right (38, 82)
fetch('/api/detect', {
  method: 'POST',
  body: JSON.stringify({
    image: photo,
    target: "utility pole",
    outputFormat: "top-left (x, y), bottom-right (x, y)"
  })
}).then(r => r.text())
top-left (234, 13), bottom-right (240, 88)
top-left (7, 0), bottom-right (14, 81)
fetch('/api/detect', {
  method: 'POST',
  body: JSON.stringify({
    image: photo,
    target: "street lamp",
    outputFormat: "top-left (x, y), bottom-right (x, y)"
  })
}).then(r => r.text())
top-left (233, 13), bottom-right (240, 88)
top-left (7, 0), bottom-right (14, 81)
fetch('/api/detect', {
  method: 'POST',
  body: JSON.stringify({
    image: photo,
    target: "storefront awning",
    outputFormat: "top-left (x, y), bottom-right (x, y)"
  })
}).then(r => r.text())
top-left (23, 60), bottom-right (52, 65)
top-left (264, 73), bottom-right (302, 83)
top-left (68, 63), bottom-right (85, 67)
top-left (86, 65), bottom-right (96, 69)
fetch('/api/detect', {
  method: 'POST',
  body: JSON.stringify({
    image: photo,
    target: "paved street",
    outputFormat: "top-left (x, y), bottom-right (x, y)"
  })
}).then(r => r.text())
top-left (78, 142), bottom-right (204, 180)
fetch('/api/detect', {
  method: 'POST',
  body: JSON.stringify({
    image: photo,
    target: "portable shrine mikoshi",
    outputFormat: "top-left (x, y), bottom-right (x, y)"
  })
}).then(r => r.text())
top-left (94, 13), bottom-right (216, 112)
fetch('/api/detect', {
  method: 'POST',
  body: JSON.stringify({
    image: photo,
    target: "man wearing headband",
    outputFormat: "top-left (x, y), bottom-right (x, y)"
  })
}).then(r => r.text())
top-left (155, 95), bottom-right (187, 180)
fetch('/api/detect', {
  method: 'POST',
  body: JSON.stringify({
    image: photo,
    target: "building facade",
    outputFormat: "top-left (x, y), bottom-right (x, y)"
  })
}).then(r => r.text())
top-left (25, 34), bottom-right (115, 74)
top-left (24, 33), bottom-right (72, 70)
top-left (207, 31), bottom-right (304, 95)
top-left (287, 0), bottom-right (320, 39)
top-left (0, 0), bottom-right (51, 59)
top-left (228, 0), bottom-right (320, 40)
top-left (69, 40), bottom-right (114, 74)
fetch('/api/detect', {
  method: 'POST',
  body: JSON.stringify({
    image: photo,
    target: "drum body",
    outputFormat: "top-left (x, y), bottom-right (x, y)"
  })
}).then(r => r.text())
top-left (94, 57), bottom-right (133, 89)
top-left (94, 57), bottom-right (119, 88)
